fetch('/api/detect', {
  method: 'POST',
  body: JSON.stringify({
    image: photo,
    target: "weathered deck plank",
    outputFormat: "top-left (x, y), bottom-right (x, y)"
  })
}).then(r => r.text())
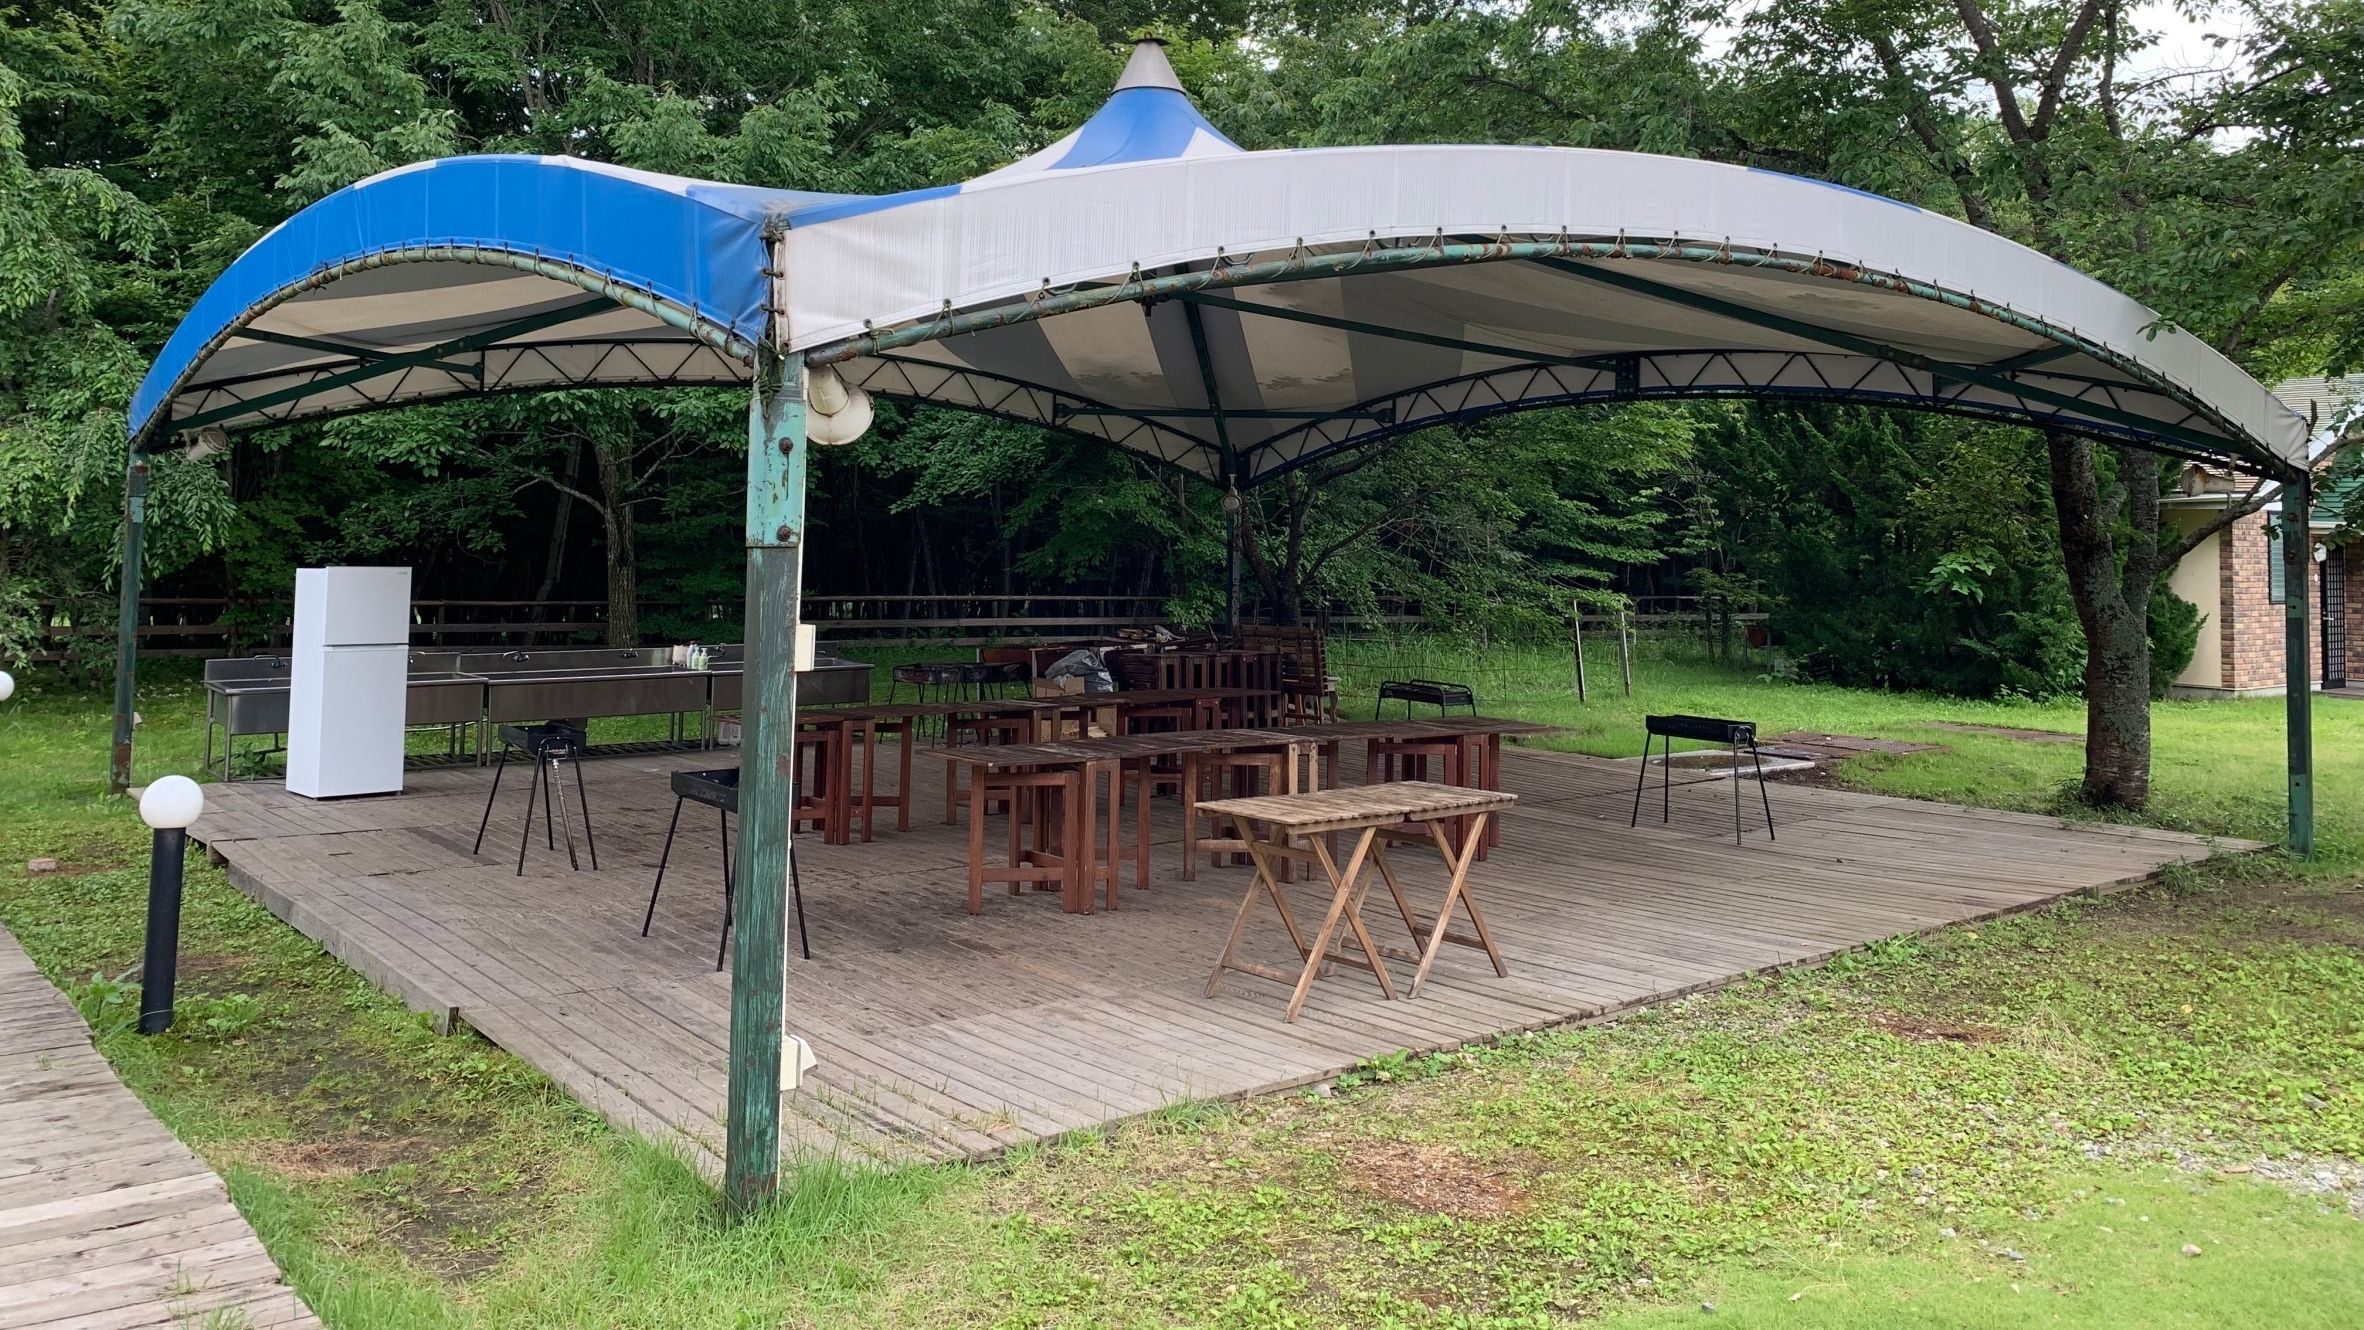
top-left (0, 927), bottom-right (318, 1329)
top-left (190, 742), bottom-right (2252, 1170)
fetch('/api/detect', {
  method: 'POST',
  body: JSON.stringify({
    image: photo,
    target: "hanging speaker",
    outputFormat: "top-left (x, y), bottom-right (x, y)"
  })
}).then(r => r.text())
top-left (806, 386), bottom-right (874, 445)
top-left (806, 364), bottom-right (852, 415)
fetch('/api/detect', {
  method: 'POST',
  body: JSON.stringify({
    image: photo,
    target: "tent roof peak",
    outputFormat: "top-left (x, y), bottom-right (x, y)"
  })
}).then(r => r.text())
top-left (969, 36), bottom-right (1239, 183)
top-left (1113, 36), bottom-right (1184, 92)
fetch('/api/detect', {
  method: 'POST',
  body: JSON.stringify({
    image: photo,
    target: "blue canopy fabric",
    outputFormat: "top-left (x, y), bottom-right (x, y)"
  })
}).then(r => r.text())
top-left (129, 157), bottom-right (851, 440)
top-left (124, 41), bottom-right (1240, 446)
top-left (130, 39), bottom-right (2309, 477)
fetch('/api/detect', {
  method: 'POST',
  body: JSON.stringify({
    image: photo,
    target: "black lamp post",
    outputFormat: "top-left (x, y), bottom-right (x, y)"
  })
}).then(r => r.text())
top-left (136, 774), bottom-right (204, 1035)
top-left (1222, 484), bottom-right (1244, 633)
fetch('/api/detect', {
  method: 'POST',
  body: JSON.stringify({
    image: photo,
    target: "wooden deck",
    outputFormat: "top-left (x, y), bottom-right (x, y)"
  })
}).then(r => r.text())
top-left (187, 742), bottom-right (2250, 1169)
top-left (0, 926), bottom-right (318, 1330)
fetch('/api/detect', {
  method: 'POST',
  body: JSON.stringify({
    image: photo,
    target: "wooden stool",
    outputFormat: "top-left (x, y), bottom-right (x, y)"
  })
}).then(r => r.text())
top-left (793, 724), bottom-right (848, 844)
top-left (1282, 679), bottom-right (1339, 724)
top-left (943, 714), bottom-right (1028, 823)
top-left (965, 767), bottom-right (1084, 913)
top-left (862, 712), bottom-right (917, 832)
top-left (1082, 759), bottom-right (1153, 910)
top-left (1124, 702), bottom-right (1201, 797)
top-left (1182, 749), bottom-right (1294, 880)
top-left (1366, 736), bottom-right (1463, 785)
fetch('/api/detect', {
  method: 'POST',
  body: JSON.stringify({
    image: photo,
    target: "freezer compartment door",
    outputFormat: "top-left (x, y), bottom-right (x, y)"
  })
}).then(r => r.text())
top-left (295, 566), bottom-right (413, 648)
top-left (287, 645), bottom-right (408, 798)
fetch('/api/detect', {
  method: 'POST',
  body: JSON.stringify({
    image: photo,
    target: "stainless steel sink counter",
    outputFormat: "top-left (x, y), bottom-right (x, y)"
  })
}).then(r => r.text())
top-left (474, 664), bottom-right (712, 726)
top-left (202, 645), bottom-right (874, 779)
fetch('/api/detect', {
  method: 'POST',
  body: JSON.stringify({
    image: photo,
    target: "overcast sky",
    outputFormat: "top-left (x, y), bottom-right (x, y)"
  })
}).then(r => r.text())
top-left (1700, 1), bottom-right (2255, 85)
top-left (2129, 0), bottom-right (2253, 83)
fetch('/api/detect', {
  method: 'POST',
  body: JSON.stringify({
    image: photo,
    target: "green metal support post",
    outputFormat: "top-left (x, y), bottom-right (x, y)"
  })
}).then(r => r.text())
top-left (2283, 470), bottom-right (2315, 859)
top-left (110, 456), bottom-right (149, 795)
top-left (725, 346), bottom-right (807, 1212)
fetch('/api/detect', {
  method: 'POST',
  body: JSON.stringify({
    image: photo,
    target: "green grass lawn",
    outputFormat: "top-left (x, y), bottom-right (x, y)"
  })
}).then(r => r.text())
top-left (1331, 636), bottom-right (2351, 854)
top-left (3, 644), bottom-right (2362, 1328)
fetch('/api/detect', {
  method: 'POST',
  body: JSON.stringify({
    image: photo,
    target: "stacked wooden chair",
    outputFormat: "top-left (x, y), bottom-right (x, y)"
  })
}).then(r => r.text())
top-left (1235, 622), bottom-right (1339, 723)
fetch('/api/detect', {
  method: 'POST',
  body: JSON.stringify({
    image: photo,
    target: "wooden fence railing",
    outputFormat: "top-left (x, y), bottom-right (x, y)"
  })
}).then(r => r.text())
top-left (32, 593), bottom-right (1761, 660)
top-left (34, 595), bottom-right (1180, 658)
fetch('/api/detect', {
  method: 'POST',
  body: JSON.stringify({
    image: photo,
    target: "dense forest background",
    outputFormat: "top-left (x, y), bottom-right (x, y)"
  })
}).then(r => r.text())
top-left (3, 0), bottom-right (2359, 701)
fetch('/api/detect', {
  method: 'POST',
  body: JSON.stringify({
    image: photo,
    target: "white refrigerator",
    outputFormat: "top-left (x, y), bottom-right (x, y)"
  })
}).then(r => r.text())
top-left (286, 566), bottom-right (411, 798)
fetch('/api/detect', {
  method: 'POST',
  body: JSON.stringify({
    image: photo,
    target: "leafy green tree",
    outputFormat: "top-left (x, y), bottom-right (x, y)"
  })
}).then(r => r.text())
top-left (1727, 0), bottom-right (2364, 807)
top-left (0, 45), bottom-right (229, 671)
top-left (1238, 405), bottom-right (1696, 631)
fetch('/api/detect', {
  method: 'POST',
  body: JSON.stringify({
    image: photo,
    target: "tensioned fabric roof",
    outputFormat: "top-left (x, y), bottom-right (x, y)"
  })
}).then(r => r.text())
top-left (131, 39), bottom-right (2310, 480)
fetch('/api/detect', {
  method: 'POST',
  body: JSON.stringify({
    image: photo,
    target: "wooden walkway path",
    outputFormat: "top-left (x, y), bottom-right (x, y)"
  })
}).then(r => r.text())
top-left (0, 927), bottom-right (318, 1330)
top-left (190, 743), bottom-right (2250, 1169)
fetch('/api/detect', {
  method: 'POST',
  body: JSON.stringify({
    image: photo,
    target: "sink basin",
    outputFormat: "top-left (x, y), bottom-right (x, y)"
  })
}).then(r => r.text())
top-left (475, 664), bottom-right (712, 722)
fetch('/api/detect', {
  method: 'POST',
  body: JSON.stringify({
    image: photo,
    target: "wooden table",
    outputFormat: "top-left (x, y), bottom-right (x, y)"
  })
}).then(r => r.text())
top-left (1282, 715), bottom-right (1556, 782)
top-left (813, 703), bottom-right (940, 832)
top-left (1273, 716), bottom-right (1549, 849)
top-left (932, 729), bottom-right (1312, 913)
top-left (937, 698), bottom-right (1110, 819)
top-left (1107, 686), bottom-right (1284, 731)
top-left (1200, 781), bottom-right (1517, 1022)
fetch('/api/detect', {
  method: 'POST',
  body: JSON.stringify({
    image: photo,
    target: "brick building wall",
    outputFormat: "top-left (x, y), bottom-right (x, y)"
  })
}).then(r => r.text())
top-left (2213, 507), bottom-right (2353, 694)
top-left (2347, 544), bottom-right (2364, 683)
top-left (2217, 509), bottom-right (2285, 692)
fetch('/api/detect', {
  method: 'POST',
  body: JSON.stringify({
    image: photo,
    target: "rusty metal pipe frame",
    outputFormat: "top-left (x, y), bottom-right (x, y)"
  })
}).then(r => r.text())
top-left (798, 236), bottom-right (2283, 475)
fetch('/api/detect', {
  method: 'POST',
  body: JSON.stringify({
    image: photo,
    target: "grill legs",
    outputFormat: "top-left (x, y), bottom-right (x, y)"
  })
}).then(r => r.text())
top-left (645, 798), bottom-right (809, 971)
top-left (1630, 730), bottom-right (1777, 844)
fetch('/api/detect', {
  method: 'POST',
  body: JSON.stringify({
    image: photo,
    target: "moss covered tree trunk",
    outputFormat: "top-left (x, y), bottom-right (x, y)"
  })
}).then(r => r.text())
top-left (593, 442), bottom-right (639, 648)
top-left (2047, 434), bottom-right (2169, 809)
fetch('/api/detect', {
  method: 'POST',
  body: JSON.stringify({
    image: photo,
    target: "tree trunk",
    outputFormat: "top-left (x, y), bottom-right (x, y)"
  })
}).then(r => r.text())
top-left (535, 442), bottom-right (580, 606)
top-left (604, 511), bottom-right (638, 647)
top-left (1274, 584), bottom-right (1303, 627)
top-left (994, 482), bottom-right (1013, 596)
top-left (2046, 434), bottom-right (2162, 809)
top-left (2078, 605), bottom-right (2154, 807)
top-left (592, 444), bottom-right (639, 648)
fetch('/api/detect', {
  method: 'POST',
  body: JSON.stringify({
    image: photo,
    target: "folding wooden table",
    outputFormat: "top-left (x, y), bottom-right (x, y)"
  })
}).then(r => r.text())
top-left (1199, 781), bottom-right (1517, 1021)
top-left (1282, 715), bottom-right (1557, 857)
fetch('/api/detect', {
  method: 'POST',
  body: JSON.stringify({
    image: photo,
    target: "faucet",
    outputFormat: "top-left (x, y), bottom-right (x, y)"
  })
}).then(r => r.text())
top-left (503, 649), bottom-right (530, 662)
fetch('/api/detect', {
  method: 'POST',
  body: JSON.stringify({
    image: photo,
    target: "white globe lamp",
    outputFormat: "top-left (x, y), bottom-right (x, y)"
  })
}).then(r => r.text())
top-left (136, 774), bottom-right (205, 1034)
top-left (139, 775), bottom-right (205, 830)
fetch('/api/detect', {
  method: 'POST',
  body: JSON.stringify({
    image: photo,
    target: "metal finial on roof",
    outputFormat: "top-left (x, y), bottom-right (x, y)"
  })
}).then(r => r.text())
top-left (1114, 36), bottom-right (1186, 93)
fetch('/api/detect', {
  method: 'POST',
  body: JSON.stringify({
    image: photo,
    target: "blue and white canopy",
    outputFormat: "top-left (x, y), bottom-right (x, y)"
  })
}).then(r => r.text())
top-left (132, 38), bottom-right (2310, 479)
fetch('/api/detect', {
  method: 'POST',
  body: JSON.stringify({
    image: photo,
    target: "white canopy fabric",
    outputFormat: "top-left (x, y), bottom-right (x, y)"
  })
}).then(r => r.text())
top-left (135, 39), bottom-right (2309, 479)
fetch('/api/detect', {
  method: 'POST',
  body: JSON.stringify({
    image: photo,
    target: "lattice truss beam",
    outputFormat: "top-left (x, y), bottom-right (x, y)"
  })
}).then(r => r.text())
top-left (145, 296), bottom-right (749, 446)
